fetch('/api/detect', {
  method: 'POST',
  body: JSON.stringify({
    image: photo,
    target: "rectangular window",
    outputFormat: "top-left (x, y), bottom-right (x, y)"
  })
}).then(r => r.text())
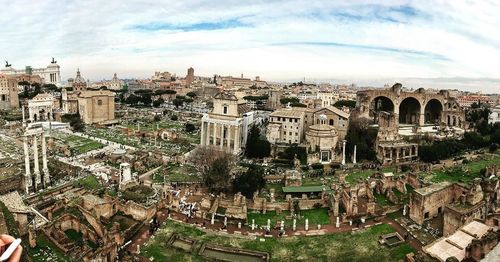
top-left (223, 106), bottom-right (228, 114)
top-left (289, 132), bottom-right (292, 135)
top-left (97, 99), bottom-right (103, 105)
top-left (295, 119), bottom-right (298, 123)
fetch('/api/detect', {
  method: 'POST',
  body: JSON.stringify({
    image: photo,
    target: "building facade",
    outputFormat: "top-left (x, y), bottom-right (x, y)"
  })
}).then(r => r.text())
top-left (489, 105), bottom-right (500, 124)
top-left (77, 90), bottom-right (115, 124)
top-left (267, 108), bottom-right (305, 144)
top-left (0, 74), bottom-right (19, 109)
top-left (200, 92), bottom-right (250, 154)
top-left (312, 106), bottom-right (350, 141)
top-left (1, 59), bottom-right (61, 86)
top-left (185, 67), bottom-right (194, 87)
top-left (69, 69), bottom-right (87, 91)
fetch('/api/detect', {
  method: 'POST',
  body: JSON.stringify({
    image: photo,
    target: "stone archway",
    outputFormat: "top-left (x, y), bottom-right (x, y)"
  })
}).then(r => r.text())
top-left (399, 97), bottom-right (421, 125)
top-left (424, 99), bottom-right (443, 124)
top-left (370, 96), bottom-right (394, 123)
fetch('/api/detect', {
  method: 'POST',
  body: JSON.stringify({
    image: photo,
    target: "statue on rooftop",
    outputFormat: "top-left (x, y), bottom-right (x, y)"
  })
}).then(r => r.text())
top-left (5, 60), bottom-right (11, 67)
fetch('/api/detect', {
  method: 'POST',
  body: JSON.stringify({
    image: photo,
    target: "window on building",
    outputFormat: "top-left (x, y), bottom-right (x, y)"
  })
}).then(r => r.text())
top-left (295, 119), bottom-right (298, 123)
top-left (97, 99), bottom-right (103, 105)
top-left (289, 118), bottom-right (292, 123)
top-left (289, 132), bottom-right (292, 135)
top-left (424, 212), bottom-right (429, 219)
top-left (329, 119), bottom-right (334, 125)
top-left (223, 105), bottom-right (228, 114)
top-left (1, 94), bottom-right (5, 101)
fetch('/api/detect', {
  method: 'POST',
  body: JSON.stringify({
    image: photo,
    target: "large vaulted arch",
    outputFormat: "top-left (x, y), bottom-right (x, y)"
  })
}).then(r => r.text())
top-left (370, 96), bottom-right (394, 123)
top-left (399, 97), bottom-right (421, 124)
top-left (424, 99), bottom-right (443, 124)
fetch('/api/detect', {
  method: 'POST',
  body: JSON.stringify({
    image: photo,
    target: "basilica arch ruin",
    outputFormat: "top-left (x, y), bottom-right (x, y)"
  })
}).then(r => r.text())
top-left (356, 83), bottom-right (465, 128)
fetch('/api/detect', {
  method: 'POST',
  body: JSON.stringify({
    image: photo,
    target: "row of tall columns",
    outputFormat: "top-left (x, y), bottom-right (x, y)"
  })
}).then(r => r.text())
top-left (22, 133), bottom-right (50, 194)
top-left (201, 121), bottom-right (241, 154)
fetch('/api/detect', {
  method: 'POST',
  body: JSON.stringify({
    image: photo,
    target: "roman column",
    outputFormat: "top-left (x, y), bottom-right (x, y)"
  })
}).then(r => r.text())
top-left (352, 145), bottom-right (357, 164)
top-left (234, 125), bottom-right (240, 154)
top-left (341, 140), bottom-right (346, 165)
top-left (220, 124), bottom-right (224, 148)
top-left (226, 125), bottom-right (232, 152)
top-left (41, 133), bottom-right (49, 188)
top-left (200, 121), bottom-right (206, 146)
top-left (212, 122), bottom-right (216, 146)
top-left (33, 136), bottom-right (41, 190)
top-left (23, 136), bottom-right (31, 194)
top-left (22, 106), bottom-right (26, 125)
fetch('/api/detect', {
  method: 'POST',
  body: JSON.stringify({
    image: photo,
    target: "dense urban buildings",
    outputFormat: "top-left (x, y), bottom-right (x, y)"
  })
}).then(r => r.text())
top-left (1, 2), bottom-right (500, 259)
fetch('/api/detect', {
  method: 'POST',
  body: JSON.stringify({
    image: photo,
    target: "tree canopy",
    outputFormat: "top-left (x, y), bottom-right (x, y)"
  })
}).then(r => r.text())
top-left (333, 100), bottom-right (356, 108)
top-left (233, 165), bottom-right (266, 198)
top-left (245, 125), bottom-right (271, 158)
top-left (345, 118), bottom-right (377, 161)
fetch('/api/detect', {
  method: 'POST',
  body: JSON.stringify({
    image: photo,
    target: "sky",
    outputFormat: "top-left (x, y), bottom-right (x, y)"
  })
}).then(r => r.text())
top-left (1, 0), bottom-right (500, 93)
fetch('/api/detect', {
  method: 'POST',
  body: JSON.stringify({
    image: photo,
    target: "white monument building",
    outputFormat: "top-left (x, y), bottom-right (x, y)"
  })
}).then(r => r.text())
top-left (1, 58), bottom-right (61, 86)
top-left (28, 93), bottom-right (55, 122)
top-left (200, 92), bottom-right (252, 154)
top-left (489, 105), bottom-right (500, 124)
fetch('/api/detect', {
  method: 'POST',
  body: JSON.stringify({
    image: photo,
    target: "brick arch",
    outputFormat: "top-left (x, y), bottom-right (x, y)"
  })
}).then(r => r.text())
top-left (424, 98), bottom-right (443, 124)
top-left (399, 97), bottom-right (421, 124)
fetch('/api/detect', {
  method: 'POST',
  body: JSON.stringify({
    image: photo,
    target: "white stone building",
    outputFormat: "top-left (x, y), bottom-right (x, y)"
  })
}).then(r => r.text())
top-left (1, 59), bottom-right (61, 86)
top-left (267, 108), bottom-right (305, 144)
top-left (200, 92), bottom-right (251, 154)
top-left (489, 105), bottom-right (500, 124)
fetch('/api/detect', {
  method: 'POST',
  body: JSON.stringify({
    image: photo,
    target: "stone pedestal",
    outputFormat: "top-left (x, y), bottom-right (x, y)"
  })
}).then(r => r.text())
top-left (305, 219), bottom-right (309, 231)
top-left (335, 217), bottom-right (340, 228)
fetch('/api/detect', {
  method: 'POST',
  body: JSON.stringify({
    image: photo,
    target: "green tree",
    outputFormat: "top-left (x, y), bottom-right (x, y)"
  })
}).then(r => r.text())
top-left (345, 118), bottom-right (377, 161)
top-left (173, 98), bottom-right (184, 108)
top-left (140, 94), bottom-right (152, 105)
top-left (205, 154), bottom-right (233, 193)
top-left (153, 98), bottom-right (164, 107)
top-left (280, 97), bottom-right (300, 105)
top-left (185, 123), bottom-right (195, 132)
top-left (279, 144), bottom-right (307, 164)
top-left (125, 94), bottom-right (140, 105)
top-left (245, 125), bottom-right (271, 158)
top-left (186, 91), bottom-right (197, 98)
top-left (233, 165), bottom-right (266, 198)
top-left (333, 100), bottom-right (356, 108)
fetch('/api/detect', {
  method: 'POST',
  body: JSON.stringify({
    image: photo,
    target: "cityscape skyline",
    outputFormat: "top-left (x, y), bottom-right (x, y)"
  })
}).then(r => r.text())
top-left (1, 0), bottom-right (500, 93)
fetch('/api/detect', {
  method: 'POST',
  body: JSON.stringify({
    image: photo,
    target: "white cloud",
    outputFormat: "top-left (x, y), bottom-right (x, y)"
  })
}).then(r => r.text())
top-left (0, 0), bottom-right (499, 92)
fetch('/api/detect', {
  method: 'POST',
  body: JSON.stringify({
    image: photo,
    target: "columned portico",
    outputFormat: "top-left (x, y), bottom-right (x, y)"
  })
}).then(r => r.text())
top-left (23, 126), bottom-right (50, 193)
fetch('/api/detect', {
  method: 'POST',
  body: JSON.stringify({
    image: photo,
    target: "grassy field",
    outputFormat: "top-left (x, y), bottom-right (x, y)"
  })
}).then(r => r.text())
top-left (247, 208), bottom-right (331, 227)
top-left (52, 132), bottom-right (105, 155)
top-left (74, 175), bottom-right (102, 190)
top-left (165, 164), bottom-right (201, 183)
top-left (345, 167), bottom-right (397, 184)
top-left (429, 155), bottom-right (500, 185)
top-left (142, 220), bottom-right (415, 262)
top-left (28, 234), bottom-right (71, 262)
